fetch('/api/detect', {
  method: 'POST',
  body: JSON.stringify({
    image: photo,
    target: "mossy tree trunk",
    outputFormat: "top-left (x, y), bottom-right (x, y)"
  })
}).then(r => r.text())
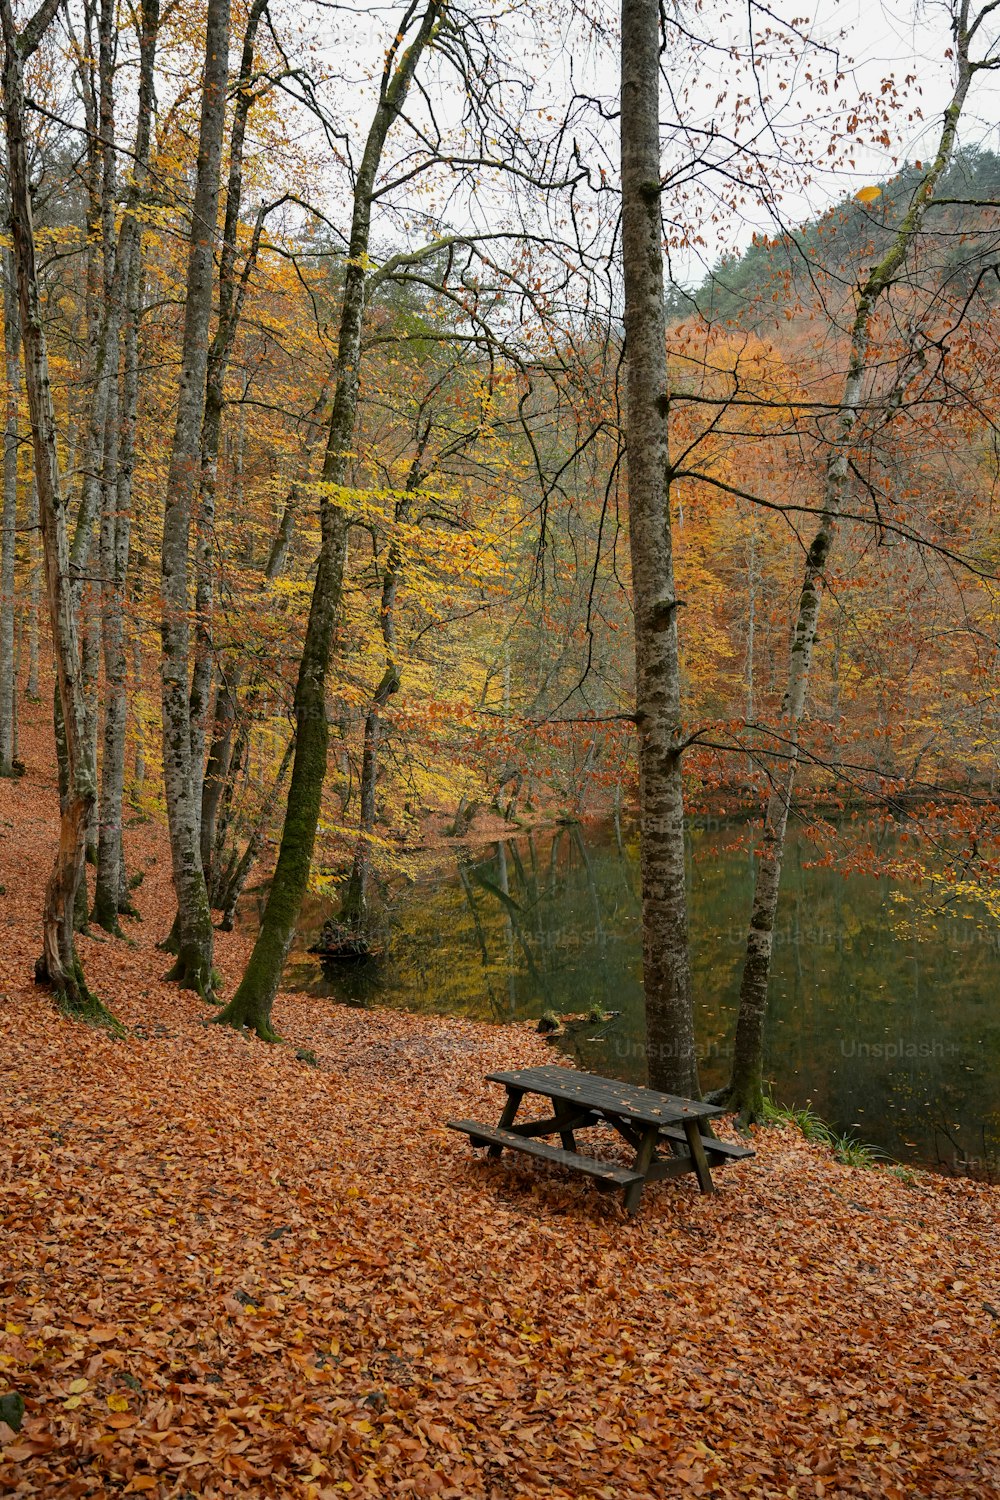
top-left (215, 0), bottom-right (442, 1039)
top-left (723, 9), bottom-right (976, 1123)
top-left (620, 0), bottom-right (699, 1098)
top-left (159, 0), bottom-right (231, 998)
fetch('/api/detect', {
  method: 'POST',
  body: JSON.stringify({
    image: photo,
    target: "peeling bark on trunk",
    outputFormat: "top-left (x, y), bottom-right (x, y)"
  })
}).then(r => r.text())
top-left (620, 0), bottom-right (699, 1097)
top-left (1, 0), bottom-right (114, 1022)
top-left (215, 0), bottom-right (441, 1039)
top-left (159, 0), bottom-right (231, 998)
top-left (724, 13), bottom-right (975, 1121)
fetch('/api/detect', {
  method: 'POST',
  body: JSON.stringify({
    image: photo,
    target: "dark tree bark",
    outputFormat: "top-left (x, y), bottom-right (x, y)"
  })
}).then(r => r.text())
top-left (620, 0), bottom-right (699, 1096)
top-left (215, 0), bottom-right (442, 1038)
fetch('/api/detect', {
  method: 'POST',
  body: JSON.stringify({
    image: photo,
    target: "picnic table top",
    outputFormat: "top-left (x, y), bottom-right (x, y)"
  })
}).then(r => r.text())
top-left (485, 1065), bottom-right (724, 1128)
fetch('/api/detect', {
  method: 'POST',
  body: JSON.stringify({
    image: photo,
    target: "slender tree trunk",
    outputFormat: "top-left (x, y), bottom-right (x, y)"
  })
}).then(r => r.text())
top-left (79, 516), bottom-right (100, 865)
top-left (159, 0), bottom-right (231, 998)
top-left (10, 598), bottom-right (20, 760)
top-left (27, 480), bottom-right (39, 698)
top-left (216, 736), bottom-right (294, 930)
top-left (93, 0), bottom-right (156, 931)
top-left (340, 663), bottom-right (400, 927)
top-left (93, 390), bottom-right (127, 930)
top-left (200, 390), bottom-right (328, 887)
top-left (745, 515), bottom-right (757, 787)
top-left (215, 0), bottom-right (442, 1038)
top-left (723, 14), bottom-right (975, 1121)
top-left (92, 297), bottom-right (130, 928)
top-left (131, 630), bottom-right (145, 801)
top-left (0, 250), bottom-right (19, 775)
top-left (189, 0), bottom-right (268, 830)
top-left (207, 707), bottom-right (251, 901)
top-left (341, 425), bottom-right (431, 927)
top-left (620, 0), bottom-right (699, 1096)
top-left (1, 0), bottom-right (114, 1021)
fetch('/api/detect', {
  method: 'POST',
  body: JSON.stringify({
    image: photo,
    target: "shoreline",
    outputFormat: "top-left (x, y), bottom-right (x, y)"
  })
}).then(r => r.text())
top-left (2, 711), bottom-right (999, 1497)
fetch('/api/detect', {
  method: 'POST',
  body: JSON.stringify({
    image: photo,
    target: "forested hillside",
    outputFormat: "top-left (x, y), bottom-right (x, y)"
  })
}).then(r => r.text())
top-left (667, 146), bottom-right (1000, 798)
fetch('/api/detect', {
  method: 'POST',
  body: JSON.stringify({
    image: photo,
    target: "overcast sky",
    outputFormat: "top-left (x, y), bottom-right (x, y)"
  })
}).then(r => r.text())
top-left (304, 0), bottom-right (998, 291)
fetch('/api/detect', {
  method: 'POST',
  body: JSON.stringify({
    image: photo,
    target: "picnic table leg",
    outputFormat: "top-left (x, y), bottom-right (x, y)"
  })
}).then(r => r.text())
top-left (489, 1087), bottom-right (524, 1158)
top-left (682, 1118), bottom-right (716, 1194)
top-left (623, 1124), bottom-right (660, 1216)
top-left (553, 1097), bottom-right (578, 1152)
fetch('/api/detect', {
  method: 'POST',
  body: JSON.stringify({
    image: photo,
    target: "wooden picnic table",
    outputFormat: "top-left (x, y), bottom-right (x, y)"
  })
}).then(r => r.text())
top-left (448, 1064), bottom-right (753, 1215)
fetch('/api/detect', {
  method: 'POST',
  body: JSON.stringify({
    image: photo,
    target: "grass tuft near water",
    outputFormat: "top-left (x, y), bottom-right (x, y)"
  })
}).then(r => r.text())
top-left (762, 1094), bottom-right (885, 1169)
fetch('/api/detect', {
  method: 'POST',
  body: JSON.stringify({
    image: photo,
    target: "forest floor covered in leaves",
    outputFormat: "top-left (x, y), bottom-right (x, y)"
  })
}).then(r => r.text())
top-left (2, 710), bottom-right (999, 1499)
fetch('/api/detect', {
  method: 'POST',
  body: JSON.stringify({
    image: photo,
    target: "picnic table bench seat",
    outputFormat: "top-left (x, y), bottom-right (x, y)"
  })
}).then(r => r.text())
top-left (447, 1121), bottom-right (645, 1189)
top-left (448, 1064), bottom-right (754, 1215)
top-left (657, 1124), bottom-right (755, 1161)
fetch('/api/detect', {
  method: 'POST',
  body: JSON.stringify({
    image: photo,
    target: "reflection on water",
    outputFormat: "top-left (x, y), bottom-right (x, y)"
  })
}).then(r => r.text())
top-left (262, 820), bottom-right (999, 1176)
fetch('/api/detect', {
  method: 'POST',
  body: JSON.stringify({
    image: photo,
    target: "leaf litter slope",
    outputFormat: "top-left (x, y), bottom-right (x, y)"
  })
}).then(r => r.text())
top-left (1, 710), bottom-right (998, 1499)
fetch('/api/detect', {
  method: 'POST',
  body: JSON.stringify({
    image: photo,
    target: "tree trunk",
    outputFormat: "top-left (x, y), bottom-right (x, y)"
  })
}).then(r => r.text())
top-left (93, 0), bottom-right (156, 931)
top-left (215, 0), bottom-right (442, 1038)
top-left (340, 424), bottom-right (429, 928)
top-left (159, 0), bottom-right (231, 998)
top-left (620, 0), bottom-right (699, 1097)
top-left (0, 250), bottom-right (18, 775)
top-left (340, 663), bottom-right (401, 928)
top-left (216, 737), bottom-right (294, 930)
top-left (1, 0), bottom-right (114, 1021)
top-left (200, 386), bottom-right (329, 888)
top-left (130, 631), bottom-right (145, 802)
top-left (723, 11), bottom-right (975, 1121)
top-left (26, 480), bottom-right (39, 698)
top-left (93, 272), bottom-right (134, 928)
top-left (189, 0), bottom-right (269, 832)
top-left (79, 515), bottom-right (101, 865)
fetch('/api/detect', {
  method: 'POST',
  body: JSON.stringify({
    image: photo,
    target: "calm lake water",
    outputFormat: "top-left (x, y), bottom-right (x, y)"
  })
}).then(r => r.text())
top-left (261, 821), bottom-right (1000, 1177)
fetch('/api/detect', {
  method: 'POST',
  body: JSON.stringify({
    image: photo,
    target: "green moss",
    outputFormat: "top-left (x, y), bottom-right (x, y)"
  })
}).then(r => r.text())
top-left (53, 957), bottom-right (125, 1036)
top-left (164, 942), bottom-right (217, 1003)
